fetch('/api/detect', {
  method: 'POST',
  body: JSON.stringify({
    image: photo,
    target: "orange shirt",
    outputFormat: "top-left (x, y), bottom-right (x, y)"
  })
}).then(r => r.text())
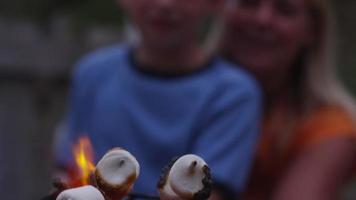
top-left (245, 105), bottom-right (356, 199)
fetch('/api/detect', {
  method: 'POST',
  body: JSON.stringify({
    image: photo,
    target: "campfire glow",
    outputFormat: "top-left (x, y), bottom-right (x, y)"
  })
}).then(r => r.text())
top-left (72, 136), bottom-right (95, 186)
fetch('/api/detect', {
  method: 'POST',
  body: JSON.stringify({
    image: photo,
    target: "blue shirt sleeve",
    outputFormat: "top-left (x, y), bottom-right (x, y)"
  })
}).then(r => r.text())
top-left (192, 81), bottom-right (262, 193)
top-left (53, 45), bottom-right (124, 168)
top-left (54, 60), bottom-right (95, 167)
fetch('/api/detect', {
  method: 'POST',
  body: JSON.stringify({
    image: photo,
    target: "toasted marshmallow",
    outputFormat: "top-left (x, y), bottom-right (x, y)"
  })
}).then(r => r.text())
top-left (56, 185), bottom-right (104, 200)
top-left (95, 148), bottom-right (140, 200)
top-left (158, 154), bottom-right (212, 200)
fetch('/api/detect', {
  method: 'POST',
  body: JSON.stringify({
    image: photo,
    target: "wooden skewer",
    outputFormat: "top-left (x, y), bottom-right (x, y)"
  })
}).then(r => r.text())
top-left (127, 193), bottom-right (160, 200)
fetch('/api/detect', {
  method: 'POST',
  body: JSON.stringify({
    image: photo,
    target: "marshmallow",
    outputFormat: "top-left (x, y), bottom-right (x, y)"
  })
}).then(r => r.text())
top-left (158, 154), bottom-right (212, 200)
top-left (56, 185), bottom-right (104, 200)
top-left (95, 148), bottom-right (140, 200)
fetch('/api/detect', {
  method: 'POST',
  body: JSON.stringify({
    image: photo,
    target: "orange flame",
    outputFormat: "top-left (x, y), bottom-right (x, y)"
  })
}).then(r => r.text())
top-left (71, 136), bottom-right (95, 186)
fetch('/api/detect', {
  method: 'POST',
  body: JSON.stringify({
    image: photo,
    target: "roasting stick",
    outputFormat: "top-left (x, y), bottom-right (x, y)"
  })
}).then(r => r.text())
top-left (127, 193), bottom-right (160, 200)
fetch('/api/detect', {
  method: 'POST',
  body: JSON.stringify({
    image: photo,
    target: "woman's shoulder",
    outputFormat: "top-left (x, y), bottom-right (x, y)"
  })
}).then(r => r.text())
top-left (292, 105), bottom-right (356, 152)
top-left (301, 105), bottom-right (355, 133)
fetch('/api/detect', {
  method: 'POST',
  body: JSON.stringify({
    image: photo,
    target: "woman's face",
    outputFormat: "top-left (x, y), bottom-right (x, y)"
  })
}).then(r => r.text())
top-left (224, 0), bottom-right (314, 77)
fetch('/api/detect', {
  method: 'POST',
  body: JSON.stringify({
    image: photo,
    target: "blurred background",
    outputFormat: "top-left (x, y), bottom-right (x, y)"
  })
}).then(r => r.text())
top-left (0, 0), bottom-right (354, 199)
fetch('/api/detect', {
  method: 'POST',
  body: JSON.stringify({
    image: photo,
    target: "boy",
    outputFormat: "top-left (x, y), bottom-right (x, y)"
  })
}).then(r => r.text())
top-left (55, 0), bottom-right (262, 198)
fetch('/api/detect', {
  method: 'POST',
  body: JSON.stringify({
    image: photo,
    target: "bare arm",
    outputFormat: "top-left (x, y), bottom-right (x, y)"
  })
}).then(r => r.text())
top-left (273, 137), bottom-right (356, 200)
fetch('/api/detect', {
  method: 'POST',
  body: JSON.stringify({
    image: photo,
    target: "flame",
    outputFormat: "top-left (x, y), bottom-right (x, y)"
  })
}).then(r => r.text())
top-left (72, 136), bottom-right (95, 186)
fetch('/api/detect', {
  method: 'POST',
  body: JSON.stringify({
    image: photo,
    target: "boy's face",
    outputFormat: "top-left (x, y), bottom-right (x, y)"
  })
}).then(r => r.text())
top-left (120, 0), bottom-right (218, 50)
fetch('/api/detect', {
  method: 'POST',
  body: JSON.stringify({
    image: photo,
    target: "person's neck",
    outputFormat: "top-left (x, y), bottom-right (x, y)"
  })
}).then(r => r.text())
top-left (135, 43), bottom-right (206, 74)
top-left (257, 70), bottom-right (293, 113)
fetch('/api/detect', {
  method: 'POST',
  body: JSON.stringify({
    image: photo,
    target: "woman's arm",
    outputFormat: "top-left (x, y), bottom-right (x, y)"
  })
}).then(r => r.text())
top-left (273, 137), bottom-right (356, 200)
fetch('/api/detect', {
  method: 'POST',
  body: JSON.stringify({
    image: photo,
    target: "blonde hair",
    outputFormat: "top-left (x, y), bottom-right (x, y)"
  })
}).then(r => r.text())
top-left (218, 0), bottom-right (356, 150)
top-left (302, 0), bottom-right (356, 118)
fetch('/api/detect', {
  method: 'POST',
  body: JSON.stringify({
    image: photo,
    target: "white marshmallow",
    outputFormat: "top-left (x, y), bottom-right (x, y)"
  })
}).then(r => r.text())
top-left (169, 154), bottom-right (207, 199)
top-left (96, 148), bottom-right (140, 186)
top-left (95, 148), bottom-right (140, 200)
top-left (158, 154), bottom-right (211, 200)
top-left (56, 185), bottom-right (104, 200)
top-left (159, 181), bottom-right (181, 200)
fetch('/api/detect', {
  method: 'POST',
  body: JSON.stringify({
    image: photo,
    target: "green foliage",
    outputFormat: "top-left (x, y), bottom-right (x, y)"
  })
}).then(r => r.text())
top-left (63, 0), bottom-right (124, 27)
top-left (0, 0), bottom-right (124, 27)
top-left (339, 46), bottom-right (356, 97)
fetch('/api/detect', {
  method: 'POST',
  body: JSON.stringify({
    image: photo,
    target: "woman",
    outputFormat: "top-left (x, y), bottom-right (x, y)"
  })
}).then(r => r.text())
top-left (222, 0), bottom-right (356, 199)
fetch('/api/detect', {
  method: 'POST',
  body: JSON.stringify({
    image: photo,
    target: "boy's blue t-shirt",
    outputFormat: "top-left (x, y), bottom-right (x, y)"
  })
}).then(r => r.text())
top-left (55, 44), bottom-right (261, 195)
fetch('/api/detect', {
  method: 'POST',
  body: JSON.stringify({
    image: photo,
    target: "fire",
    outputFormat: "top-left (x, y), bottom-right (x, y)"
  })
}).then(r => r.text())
top-left (72, 136), bottom-right (95, 186)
